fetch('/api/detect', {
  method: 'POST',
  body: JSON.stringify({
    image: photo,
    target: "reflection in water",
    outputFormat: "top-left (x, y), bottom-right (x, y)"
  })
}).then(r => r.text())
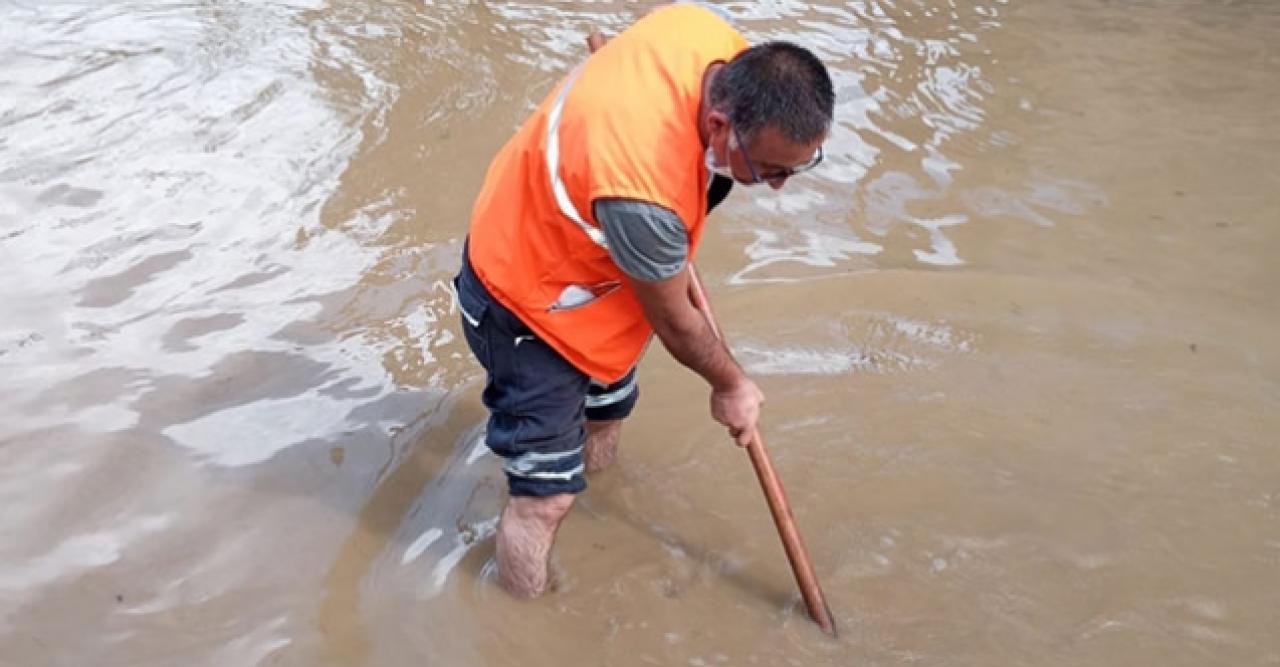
top-left (731, 228), bottom-right (882, 285)
top-left (392, 427), bottom-right (503, 599)
top-left (2, 0), bottom-right (1279, 665)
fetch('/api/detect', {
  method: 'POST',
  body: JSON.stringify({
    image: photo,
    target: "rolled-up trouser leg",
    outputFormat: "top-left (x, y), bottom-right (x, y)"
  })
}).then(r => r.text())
top-left (585, 367), bottom-right (639, 422)
top-left (456, 255), bottom-right (596, 496)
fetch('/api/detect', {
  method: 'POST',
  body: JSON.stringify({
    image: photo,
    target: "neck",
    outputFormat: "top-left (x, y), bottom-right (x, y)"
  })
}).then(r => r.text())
top-left (697, 62), bottom-right (724, 147)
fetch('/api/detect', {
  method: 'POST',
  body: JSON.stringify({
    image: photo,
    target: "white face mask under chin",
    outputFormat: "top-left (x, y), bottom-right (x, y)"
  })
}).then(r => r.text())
top-left (704, 145), bottom-right (733, 180)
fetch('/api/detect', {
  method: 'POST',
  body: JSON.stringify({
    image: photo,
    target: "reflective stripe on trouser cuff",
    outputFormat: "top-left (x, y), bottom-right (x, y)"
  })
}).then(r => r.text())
top-left (502, 446), bottom-right (584, 480)
top-left (504, 464), bottom-right (586, 482)
top-left (585, 376), bottom-right (638, 409)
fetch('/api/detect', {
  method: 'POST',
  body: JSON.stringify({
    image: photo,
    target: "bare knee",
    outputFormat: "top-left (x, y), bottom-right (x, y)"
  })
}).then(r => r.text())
top-left (507, 493), bottom-right (575, 525)
top-left (585, 419), bottom-right (622, 440)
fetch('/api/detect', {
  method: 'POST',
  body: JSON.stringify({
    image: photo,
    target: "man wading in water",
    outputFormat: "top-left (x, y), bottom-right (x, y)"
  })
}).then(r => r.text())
top-left (454, 3), bottom-right (834, 597)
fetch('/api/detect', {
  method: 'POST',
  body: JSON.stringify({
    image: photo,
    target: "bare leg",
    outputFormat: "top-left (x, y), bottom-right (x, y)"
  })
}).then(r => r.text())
top-left (583, 419), bottom-right (623, 474)
top-left (495, 493), bottom-right (575, 598)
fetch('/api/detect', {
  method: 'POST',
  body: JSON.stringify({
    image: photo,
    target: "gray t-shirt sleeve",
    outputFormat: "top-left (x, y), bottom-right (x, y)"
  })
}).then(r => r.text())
top-left (592, 198), bottom-right (690, 282)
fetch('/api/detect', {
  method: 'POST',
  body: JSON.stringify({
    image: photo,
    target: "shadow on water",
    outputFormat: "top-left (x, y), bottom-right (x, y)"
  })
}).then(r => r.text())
top-left (580, 483), bottom-right (798, 612)
top-left (316, 391), bottom-right (487, 665)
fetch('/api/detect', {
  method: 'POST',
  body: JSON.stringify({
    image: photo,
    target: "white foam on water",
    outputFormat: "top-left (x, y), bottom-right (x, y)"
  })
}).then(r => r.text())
top-left (889, 315), bottom-right (973, 352)
top-left (734, 343), bottom-right (872, 376)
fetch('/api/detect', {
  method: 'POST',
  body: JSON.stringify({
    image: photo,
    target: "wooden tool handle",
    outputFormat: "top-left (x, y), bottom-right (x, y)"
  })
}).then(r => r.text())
top-left (688, 268), bottom-right (838, 637)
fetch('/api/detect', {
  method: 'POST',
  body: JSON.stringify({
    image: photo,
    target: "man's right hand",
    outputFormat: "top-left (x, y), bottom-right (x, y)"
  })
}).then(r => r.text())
top-left (711, 376), bottom-right (765, 447)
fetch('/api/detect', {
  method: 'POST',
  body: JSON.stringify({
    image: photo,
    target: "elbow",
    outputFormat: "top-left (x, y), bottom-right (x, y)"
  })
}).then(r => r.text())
top-left (650, 309), bottom-right (705, 346)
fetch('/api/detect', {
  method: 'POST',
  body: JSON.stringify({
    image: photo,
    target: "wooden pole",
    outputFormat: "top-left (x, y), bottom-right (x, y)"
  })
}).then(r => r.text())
top-left (688, 267), bottom-right (838, 637)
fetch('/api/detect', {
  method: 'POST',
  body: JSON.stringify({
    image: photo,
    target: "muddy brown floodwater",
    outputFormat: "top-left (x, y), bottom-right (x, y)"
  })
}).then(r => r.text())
top-left (2, 1), bottom-right (1278, 665)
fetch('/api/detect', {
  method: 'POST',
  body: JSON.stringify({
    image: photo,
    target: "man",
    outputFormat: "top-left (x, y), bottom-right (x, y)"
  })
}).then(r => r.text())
top-left (454, 3), bottom-right (834, 597)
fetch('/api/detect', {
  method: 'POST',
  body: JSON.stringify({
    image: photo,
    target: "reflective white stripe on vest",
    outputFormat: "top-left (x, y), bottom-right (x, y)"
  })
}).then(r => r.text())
top-left (545, 66), bottom-right (609, 249)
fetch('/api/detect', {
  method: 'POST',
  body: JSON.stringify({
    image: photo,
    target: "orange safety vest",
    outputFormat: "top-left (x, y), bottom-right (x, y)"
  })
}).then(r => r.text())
top-left (467, 4), bottom-right (748, 383)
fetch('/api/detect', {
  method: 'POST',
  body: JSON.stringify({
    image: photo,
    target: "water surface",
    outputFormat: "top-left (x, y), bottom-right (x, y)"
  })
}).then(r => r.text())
top-left (2, 1), bottom-right (1278, 665)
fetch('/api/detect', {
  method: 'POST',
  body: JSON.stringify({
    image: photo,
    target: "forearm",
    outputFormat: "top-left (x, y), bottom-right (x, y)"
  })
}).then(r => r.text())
top-left (605, 215), bottom-right (746, 391)
top-left (649, 294), bottom-right (745, 391)
top-left (629, 265), bottom-right (763, 444)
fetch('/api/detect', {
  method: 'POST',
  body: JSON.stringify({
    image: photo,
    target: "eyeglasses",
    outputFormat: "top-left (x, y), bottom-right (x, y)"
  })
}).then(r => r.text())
top-left (732, 126), bottom-right (825, 184)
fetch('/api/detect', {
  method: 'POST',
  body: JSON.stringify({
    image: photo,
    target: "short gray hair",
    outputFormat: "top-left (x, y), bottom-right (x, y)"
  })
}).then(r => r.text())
top-left (708, 42), bottom-right (835, 144)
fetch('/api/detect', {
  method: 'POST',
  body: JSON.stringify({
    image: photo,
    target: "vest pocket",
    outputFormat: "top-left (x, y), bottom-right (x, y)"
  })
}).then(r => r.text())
top-left (546, 280), bottom-right (622, 313)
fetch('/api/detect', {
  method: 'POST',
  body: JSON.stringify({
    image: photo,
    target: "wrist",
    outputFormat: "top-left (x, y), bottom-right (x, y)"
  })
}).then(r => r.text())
top-left (709, 365), bottom-right (747, 393)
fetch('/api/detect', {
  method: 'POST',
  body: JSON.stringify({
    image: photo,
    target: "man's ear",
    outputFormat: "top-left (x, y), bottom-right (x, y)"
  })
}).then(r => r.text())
top-left (706, 109), bottom-right (732, 150)
top-left (706, 109), bottom-right (730, 135)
